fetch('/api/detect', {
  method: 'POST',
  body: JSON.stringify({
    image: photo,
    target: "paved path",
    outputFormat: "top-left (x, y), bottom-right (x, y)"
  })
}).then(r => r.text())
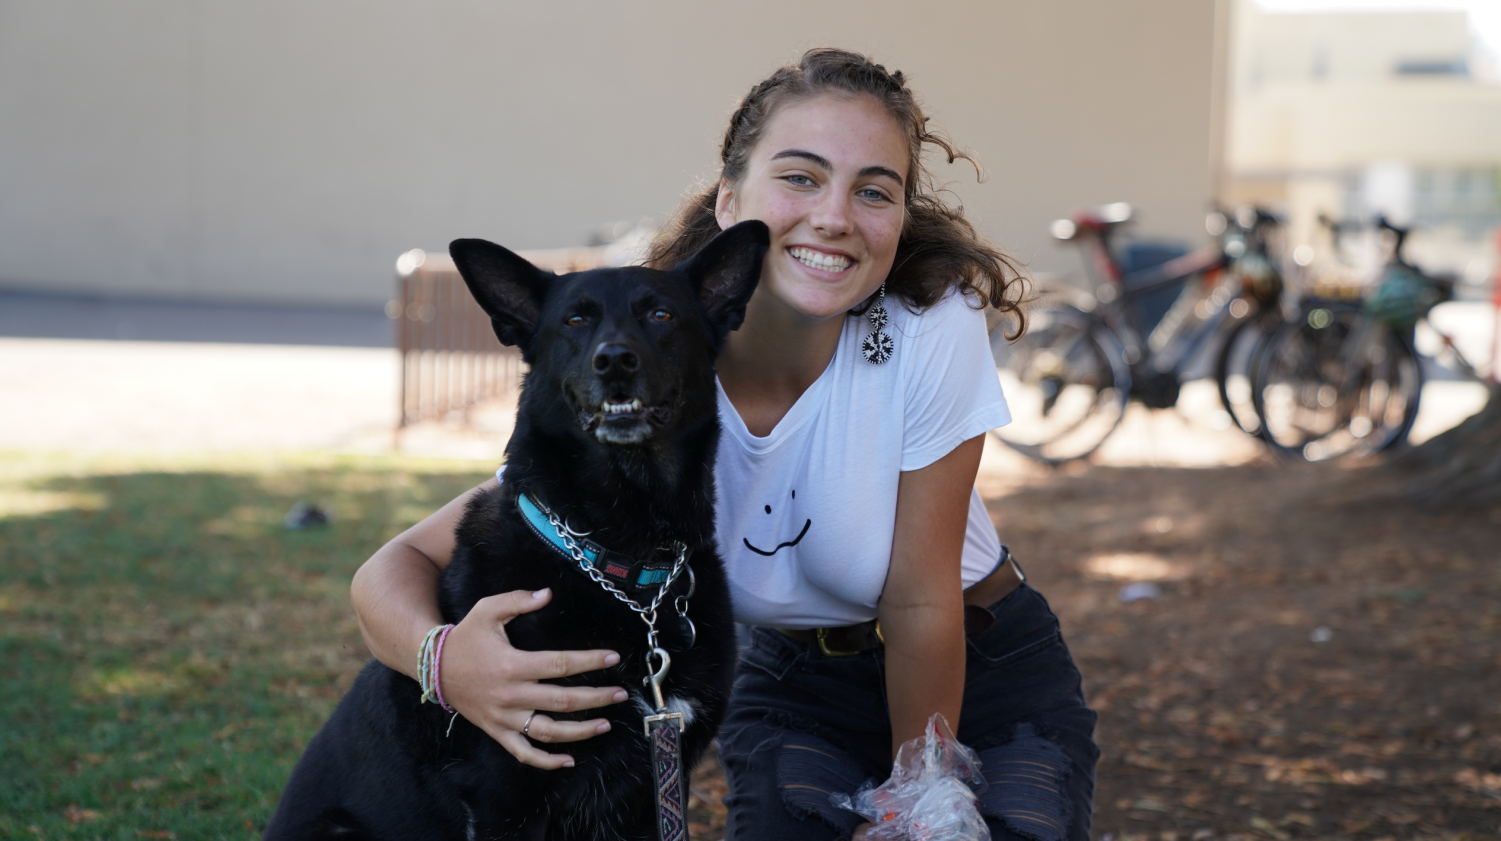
top-left (1, 337), bottom-right (1489, 477)
top-left (0, 339), bottom-right (403, 454)
top-left (0, 288), bottom-right (393, 347)
top-left (0, 295), bottom-right (1492, 466)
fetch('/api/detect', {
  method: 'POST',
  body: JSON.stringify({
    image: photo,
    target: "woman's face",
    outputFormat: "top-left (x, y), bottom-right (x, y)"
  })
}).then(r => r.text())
top-left (716, 94), bottom-right (909, 322)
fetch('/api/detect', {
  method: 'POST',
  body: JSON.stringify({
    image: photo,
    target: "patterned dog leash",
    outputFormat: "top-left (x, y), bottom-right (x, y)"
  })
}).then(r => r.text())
top-left (520, 492), bottom-right (694, 841)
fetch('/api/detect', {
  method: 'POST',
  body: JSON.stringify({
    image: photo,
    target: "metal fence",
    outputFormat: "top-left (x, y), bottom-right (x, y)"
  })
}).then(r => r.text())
top-left (392, 246), bottom-right (611, 428)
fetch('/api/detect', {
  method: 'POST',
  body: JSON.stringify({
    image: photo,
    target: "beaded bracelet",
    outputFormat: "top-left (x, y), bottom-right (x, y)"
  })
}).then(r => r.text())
top-left (432, 624), bottom-right (454, 712)
top-left (418, 623), bottom-right (455, 711)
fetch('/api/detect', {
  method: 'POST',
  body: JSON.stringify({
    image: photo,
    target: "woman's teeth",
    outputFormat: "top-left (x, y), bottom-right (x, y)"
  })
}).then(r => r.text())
top-left (601, 398), bottom-right (643, 415)
top-left (790, 247), bottom-right (852, 272)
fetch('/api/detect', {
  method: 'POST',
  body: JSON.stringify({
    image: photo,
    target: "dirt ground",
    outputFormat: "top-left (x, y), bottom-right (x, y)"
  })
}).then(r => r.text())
top-left (686, 455), bottom-right (1501, 840)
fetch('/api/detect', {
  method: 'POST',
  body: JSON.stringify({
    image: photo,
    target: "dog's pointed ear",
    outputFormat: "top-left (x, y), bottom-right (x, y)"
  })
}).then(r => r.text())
top-left (449, 239), bottom-right (550, 351)
top-left (680, 220), bottom-right (769, 345)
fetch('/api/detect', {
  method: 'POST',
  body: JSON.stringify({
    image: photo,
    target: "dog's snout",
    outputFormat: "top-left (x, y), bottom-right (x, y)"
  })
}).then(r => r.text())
top-left (593, 342), bottom-right (639, 376)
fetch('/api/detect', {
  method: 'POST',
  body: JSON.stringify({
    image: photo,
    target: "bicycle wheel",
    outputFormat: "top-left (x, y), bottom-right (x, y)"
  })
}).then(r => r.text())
top-left (990, 305), bottom-right (1131, 464)
top-left (1250, 305), bottom-right (1422, 462)
top-left (1214, 310), bottom-right (1277, 437)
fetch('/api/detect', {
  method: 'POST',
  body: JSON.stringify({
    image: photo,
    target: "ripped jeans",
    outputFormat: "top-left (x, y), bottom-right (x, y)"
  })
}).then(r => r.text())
top-left (718, 583), bottom-right (1098, 841)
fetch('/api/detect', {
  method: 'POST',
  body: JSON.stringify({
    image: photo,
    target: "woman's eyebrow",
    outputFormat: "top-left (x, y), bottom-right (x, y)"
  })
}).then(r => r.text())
top-left (858, 165), bottom-right (904, 186)
top-left (770, 149), bottom-right (904, 187)
top-left (771, 149), bottom-right (833, 170)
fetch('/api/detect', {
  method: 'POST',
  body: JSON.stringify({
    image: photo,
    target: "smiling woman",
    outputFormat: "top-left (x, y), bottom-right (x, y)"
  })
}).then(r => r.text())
top-left (637, 48), bottom-right (1099, 841)
top-left (347, 48), bottom-right (1097, 841)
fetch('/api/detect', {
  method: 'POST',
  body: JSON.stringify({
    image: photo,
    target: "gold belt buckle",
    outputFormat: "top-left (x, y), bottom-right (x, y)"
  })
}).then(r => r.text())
top-left (815, 621), bottom-right (881, 657)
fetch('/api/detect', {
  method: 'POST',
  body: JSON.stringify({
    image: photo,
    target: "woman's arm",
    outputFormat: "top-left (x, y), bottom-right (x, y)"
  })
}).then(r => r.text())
top-left (351, 481), bottom-right (484, 679)
top-left (350, 479), bottom-right (627, 769)
top-left (876, 434), bottom-right (985, 760)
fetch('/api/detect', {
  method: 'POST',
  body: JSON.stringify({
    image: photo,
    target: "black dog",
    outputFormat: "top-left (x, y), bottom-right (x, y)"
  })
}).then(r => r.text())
top-left (264, 221), bottom-right (768, 840)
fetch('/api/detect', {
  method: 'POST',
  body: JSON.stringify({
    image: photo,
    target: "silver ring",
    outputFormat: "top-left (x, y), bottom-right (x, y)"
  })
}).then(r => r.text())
top-left (521, 711), bottom-right (537, 737)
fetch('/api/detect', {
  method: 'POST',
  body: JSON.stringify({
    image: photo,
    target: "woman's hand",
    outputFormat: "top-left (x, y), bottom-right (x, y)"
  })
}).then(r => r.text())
top-left (439, 587), bottom-right (629, 769)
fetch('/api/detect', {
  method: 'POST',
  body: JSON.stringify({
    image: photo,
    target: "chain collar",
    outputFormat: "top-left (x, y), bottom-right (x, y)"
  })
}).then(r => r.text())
top-left (519, 492), bottom-right (694, 664)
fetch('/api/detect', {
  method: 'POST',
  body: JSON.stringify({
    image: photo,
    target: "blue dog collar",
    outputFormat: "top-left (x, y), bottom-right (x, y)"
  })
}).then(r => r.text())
top-left (517, 492), bottom-right (680, 592)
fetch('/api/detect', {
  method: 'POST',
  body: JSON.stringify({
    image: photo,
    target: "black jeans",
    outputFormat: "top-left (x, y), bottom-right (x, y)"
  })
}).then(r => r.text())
top-left (719, 582), bottom-right (1098, 841)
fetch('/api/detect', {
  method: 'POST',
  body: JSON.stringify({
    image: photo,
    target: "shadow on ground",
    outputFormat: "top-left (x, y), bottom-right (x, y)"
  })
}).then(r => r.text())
top-left (994, 462), bottom-right (1501, 839)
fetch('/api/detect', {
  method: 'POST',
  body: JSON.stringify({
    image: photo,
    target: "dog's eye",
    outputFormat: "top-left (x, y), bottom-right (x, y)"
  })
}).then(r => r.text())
top-left (564, 315), bottom-right (585, 327)
top-left (650, 309), bottom-right (673, 323)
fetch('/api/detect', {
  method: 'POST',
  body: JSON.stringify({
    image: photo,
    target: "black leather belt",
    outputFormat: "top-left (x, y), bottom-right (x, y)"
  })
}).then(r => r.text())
top-left (778, 548), bottom-right (1025, 657)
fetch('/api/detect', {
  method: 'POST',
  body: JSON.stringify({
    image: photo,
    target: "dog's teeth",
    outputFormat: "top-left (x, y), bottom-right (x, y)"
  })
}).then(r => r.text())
top-left (600, 399), bottom-right (644, 415)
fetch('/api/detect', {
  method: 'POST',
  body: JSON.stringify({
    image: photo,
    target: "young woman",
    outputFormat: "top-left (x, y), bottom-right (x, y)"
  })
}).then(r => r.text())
top-left (351, 49), bottom-right (1097, 841)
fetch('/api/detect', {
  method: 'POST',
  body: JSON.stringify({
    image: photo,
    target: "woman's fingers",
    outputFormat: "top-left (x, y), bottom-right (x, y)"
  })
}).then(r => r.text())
top-left (508, 681), bottom-right (631, 717)
top-left (476, 587), bottom-right (555, 625)
top-left (514, 712), bottom-right (613, 745)
top-left (484, 713), bottom-right (617, 769)
top-left (476, 590), bottom-right (625, 679)
top-left (508, 647), bottom-right (624, 683)
top-left (495, 728), bottom-right (577, 770)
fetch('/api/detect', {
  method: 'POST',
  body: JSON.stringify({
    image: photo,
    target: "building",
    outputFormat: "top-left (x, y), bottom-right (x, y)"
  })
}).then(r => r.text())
top-left (0, 1), bottom-right (1223, 307)
top-left (1226, 1), bottom-right (1501, 284)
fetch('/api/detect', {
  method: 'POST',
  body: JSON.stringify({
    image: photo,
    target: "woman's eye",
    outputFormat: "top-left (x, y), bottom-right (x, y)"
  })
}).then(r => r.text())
top-left (651, 309), bottom-right (673, 323)
top-left (859, 188), bottom-right (892, 203)
top-left (785, 175), bottom-right (814, 187)
top-left (564, 315), bottom-right (585, 327)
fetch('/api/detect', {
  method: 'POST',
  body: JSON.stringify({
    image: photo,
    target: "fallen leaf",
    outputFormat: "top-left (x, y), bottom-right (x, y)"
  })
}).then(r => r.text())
top-left (1249, 816), bottom-right (1289, 840)
top-left (64, 804), bottom-right (101, 823)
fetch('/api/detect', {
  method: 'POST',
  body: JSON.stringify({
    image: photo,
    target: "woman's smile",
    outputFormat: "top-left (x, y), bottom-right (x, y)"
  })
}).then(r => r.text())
top-left (788, 245), bottom-right (853, 274)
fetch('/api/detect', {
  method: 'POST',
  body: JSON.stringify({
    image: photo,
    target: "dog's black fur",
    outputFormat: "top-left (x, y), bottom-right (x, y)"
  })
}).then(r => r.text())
top-left (264, 221), bottom-right (769, 840)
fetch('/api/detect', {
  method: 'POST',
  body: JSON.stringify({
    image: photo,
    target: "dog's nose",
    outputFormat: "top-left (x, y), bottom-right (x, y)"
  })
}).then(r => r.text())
top-left (593, 342), bottom-right (639, 376)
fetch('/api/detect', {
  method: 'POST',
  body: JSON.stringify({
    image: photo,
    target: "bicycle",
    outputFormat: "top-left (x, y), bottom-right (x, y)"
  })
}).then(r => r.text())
top-left (1248, 216), bottom-right (1479, 463)
top-left (988, 203), bottom-right (1286, 464)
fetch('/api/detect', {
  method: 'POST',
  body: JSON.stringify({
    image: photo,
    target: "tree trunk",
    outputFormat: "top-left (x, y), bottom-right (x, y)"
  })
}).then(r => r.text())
top-left (1385, 384), bottom-right (1501, 509)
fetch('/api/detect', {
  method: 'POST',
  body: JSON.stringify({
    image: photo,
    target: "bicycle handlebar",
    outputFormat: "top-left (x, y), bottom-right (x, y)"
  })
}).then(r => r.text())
top-left (1376, 215), bottom-right (1411, 256)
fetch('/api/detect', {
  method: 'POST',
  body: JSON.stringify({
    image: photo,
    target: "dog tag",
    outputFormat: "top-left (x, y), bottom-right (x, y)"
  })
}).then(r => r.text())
top-left (675, 613), bottom-right (696, 650)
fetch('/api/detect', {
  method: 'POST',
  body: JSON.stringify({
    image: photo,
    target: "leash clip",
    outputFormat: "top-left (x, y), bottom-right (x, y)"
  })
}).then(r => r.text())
top-left (643, 647), bottom-right (671, 712)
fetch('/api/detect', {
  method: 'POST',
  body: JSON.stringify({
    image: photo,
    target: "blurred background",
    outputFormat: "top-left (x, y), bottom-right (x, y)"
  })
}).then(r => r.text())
top-left (2, 1), bottom-right (1499, 837)
top-left (1, 0), bottom-right (1496, 455)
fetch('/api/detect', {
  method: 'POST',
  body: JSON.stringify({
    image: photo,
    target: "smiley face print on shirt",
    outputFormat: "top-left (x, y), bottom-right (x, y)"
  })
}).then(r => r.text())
top-left (743, 489), bottom-right (811, 557)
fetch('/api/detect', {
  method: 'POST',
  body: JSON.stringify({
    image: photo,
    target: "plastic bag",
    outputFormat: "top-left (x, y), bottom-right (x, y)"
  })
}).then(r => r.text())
top-left (829, 714), bottom-right (989, 841)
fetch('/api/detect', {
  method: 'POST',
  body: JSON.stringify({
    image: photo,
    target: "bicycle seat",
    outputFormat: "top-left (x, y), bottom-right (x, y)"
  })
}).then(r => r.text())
top-left (1234, 205), bottom-right (1283, 231)
top-left (1051, 203), bottom-right (1133, 240)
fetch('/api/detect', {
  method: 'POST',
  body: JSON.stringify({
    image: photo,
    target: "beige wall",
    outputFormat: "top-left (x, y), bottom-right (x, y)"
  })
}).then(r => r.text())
top-left (0, 1), bottom-right (1218, 307)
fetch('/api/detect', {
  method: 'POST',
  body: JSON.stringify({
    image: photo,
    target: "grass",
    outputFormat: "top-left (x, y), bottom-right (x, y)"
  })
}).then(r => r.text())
top-left (0, 450), bottom-right (496, 839)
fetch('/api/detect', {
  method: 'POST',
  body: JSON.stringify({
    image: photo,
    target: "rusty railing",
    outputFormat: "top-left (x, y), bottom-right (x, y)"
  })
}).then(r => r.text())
top-left (392, 246), bottom-right (611, 428)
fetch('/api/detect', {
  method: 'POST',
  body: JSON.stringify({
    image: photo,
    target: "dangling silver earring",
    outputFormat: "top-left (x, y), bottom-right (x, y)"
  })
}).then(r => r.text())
top-left (860, 282), bottom-right (894, 364)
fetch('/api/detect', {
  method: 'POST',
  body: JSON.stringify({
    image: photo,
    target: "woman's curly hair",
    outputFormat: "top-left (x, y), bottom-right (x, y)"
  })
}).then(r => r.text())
top-left (645, 47), bottom-right (1027, 336)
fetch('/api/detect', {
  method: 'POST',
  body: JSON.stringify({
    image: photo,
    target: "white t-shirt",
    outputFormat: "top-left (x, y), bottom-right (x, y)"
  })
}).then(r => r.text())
top-left (715, 289), bottom-right (1011, 628)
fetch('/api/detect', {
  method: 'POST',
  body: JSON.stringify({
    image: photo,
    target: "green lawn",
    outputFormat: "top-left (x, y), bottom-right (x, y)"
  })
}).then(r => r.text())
top-left (0, 450), bottom-right (495, 839)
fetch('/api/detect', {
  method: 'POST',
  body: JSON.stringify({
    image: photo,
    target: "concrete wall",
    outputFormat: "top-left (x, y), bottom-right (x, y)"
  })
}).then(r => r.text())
top-left (0, 1), bottom-right (1218, 307)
